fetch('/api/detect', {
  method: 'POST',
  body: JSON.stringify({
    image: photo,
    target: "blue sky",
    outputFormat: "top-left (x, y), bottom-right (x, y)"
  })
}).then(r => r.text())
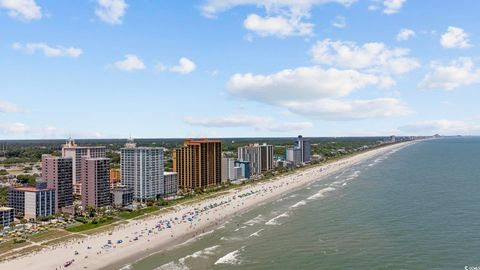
top-left (1, 0), bottom-right (479, 139)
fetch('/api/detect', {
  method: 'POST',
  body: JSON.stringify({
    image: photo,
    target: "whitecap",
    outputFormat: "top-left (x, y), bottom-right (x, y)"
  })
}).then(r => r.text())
top-left (265, 212), bottom-right (289, 225)
top-left (244, 214), bottom-right (265, 226)
top-left (119, 264), bottom-right (132, 270)
top-left (248, 229), bottom-right (264, 238)
top-left (214, 247), bottom-right (244, 265)
top-left (307, 187), bottom-right (336, 200)
top-left (290, 200), bottom-right (307, 208)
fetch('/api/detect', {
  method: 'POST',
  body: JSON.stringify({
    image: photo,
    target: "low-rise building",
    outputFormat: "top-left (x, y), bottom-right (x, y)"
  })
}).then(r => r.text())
top-left (0, 207), bottom-right (14, 228)
top-left (8, 186), bottom-right (56, 220)
top-left (109, 168), bottom-right (121, 189)
top-left (110, 186), bottom-right (134, 207)
top-left (286, 147), bottom-right (302, 165)
top-left (163, 172), bottom-right (178, 197)
top-left (234, 160), bottom-right (251, 179)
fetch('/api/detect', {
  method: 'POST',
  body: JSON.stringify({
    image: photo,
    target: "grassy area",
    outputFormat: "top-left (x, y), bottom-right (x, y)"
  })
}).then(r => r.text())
top-left (66, 217), bottom-right (118, 233)
top-left (29, 229), bottom-right (70, 243)
top-left (0, 245), bottom-right (44, 262)
top-left (83, 221), bottom-right (128, 236)
top-left (119, 205), bottom-right (160, 219)
top-left (0, 240), bottom-right (29, 254)
top-left (41, 234), bottom-right (85, 246)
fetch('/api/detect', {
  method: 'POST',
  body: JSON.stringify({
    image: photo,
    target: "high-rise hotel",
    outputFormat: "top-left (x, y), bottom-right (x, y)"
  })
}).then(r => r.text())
top-left (238, 143), bottom-right (274, 175)
top-left (62, 138), bottom-right (106, 195)
top-left (41, 154), bottom-right (73, 212)
top-left (120, 139), bottom-right (164, 200)
top-left (81, 157), bottom-right (111, 209)
top-left (173, 139), bottom-right (222, 192)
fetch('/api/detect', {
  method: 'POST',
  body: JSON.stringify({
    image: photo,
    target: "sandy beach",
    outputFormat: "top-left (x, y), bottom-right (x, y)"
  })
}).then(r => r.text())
top-left (0, 141), bottom-right (414, 270)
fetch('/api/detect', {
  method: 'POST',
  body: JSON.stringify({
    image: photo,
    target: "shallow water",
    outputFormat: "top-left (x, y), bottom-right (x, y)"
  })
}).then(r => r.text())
top-left (127, 138), bottom-right (480, 270)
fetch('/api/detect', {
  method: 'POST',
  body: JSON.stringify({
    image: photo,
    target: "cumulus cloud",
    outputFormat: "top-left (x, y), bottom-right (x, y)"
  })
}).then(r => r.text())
top-left (399, 119), bottom-right (480, 135)
top-left (201, 0), bottom-right (356, 38)
top-left (383, 0), bottom-right (406, 14)
top-left (95, 0), bottom-right (128, 25)
top-left (396, 28), bottom-right (415, 41)
top-left (156, 57), bottom-right (196, 74)
top-left (12, 42), bottom-right (82, 58)
top-left (419, 58), bottom-right (480, 90)
top-left (0, 0), bottom-right (42, 21)
top-left (226, 66), bottom-right (413, 120)
top-left (311, 39), bottom-right (420, 75)
top-left (285, 98), bottom-right (413, 120)
top-left (331, 16), bottom-right (346, 28)
top-left (228, 66), bottom-right (390, 104)
top-left (244, 14), bottom-right (313, 37)
top-left (0, 100), bottom-right (21, 113)
top-left (440, 26), bottom-right (472, 49)
top-left (114, 54), bottom-right (145, 71)
top-left (184, 114), bottom-right (313, 132)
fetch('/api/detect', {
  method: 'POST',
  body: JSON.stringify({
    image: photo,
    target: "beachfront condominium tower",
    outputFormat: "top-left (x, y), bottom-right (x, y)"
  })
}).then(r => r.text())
top-left (81, 157), bottom-right (111, 209)
top-left (62, 138), bottom-right (106, 196)
top-left (173, 139), bottom-right (222, 192)
top-left (296, 135), bottom-right (311, 163)
top-left (237, 143), bottom-right (274, 175)
top-left (120, 139), bottom-right (164, 200)
top-left (41, 155), bottom-right (73, 212)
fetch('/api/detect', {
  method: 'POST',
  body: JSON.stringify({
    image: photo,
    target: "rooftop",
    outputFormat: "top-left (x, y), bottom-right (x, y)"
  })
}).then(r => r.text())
top-left (12, 186), bottom-right (54, 192)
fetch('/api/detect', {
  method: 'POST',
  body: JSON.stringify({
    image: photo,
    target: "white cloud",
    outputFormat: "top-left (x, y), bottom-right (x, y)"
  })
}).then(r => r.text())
top-left (201, 0), bottom-right (356, 38)
top-left (228, 66), bottom-right (390, 104)
top-left (368, 0), bottom-right (405, 15)
top-left (331, 16), bottom-right (346, 28)
top-left (12, 42), bottom-right (82, 58)
top-left (398, 119), bottom-right (480, 135)
top-left (95, 0), bottom-right (128, 25)
top-left (226, 66), bottom-right (413, 120)
top-left (114, 54), bottom-right (145, 71)
top-left (285, 98), bottom-right (413, 120)
top-left (396, 28), bottom-right (415, 41)
top-left (311, 39), bottom-right (420, 75)
top-left (156, 57), bottom-right (196, 74)
top-left (440, 26), bottom-right (472, 49)
top-left (419, 58), bottom-right (480, 90)
top-left (170, 57), bottom-right (196, 74)
top-left (244, 13), bottom-right (313, 37)
top-left (0, 0), bottom-right (42, 21)
top-left (201, 0), bottom-right (356, 18)
top-left (383, 0), bottom-right (406, 14)
top-left (184, 114), bottom-right (313, 132)
top-left (0, 100), bottom-right (21, 113)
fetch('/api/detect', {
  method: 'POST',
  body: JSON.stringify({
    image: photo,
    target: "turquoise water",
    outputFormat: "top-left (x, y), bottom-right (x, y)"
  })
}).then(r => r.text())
top-left (128, 138), bottom-right (480, 270)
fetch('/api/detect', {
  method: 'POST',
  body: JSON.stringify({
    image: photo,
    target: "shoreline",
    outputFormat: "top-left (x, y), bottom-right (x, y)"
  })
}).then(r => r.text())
top-left (0, 141), bottom-right (415, 270)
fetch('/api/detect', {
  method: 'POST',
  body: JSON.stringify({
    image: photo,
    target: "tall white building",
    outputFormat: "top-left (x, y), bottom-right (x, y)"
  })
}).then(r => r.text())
top-left (120, 139), bottom-right (164, 201)
top-left (62, 138), bottom-right (106, 196)
top-left (221, 158), bottom-right (237, 182)
top-left (237, 143), bottom-right (273, 175)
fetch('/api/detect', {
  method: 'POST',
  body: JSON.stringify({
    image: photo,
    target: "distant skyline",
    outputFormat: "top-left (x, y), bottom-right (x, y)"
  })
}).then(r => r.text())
top-left (1, 0), bottom-right (479, 139)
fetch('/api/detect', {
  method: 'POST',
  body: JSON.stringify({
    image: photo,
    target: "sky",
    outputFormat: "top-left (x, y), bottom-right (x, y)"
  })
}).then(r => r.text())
top-left (1, 0), bottom-right (480, 139)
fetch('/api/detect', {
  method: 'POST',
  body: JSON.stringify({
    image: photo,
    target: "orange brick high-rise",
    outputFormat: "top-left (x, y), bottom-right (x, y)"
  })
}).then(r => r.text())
top-left (173, 139), bottom-right (222, 192)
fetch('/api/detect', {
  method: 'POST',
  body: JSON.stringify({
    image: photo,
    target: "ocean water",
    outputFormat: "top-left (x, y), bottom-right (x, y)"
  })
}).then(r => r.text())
top-left (127, 138), bottom-right (480, 270)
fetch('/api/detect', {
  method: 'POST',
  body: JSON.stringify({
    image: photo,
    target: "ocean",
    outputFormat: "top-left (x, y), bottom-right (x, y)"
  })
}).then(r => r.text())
top-left (126, 138), bottom-right (480, 270)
